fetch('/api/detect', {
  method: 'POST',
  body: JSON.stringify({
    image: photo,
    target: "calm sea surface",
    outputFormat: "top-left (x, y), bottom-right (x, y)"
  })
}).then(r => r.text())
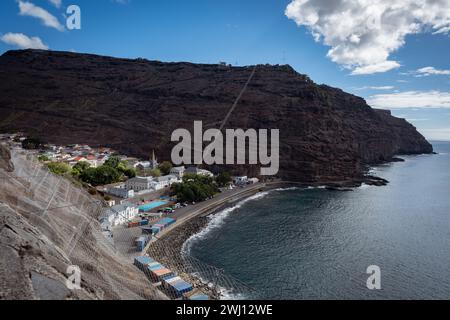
top-left (187, 142), bottom-right (450, 299)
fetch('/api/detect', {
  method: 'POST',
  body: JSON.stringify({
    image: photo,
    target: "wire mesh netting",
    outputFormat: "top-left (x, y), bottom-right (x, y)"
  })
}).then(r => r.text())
top-left (1, 144), bottom-right (257, 300)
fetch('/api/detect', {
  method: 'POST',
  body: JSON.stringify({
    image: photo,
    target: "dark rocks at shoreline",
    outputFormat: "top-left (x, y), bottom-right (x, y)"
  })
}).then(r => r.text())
top-left (325, 187), bottom-right (354, 192)
top-left (0, 49), bottom-right (433, 183)
top-left (364, 175), bottom-right (389, 186)
top-left (391, 157), bottom-right (406, 162)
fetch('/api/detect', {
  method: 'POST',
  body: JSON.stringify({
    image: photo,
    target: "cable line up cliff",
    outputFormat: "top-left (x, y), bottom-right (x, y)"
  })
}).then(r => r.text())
top-left (0, 50), bottom-right (433, 184)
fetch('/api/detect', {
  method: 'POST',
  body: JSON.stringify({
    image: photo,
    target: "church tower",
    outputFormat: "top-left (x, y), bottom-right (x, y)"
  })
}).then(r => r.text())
top-left (150, 150), bottom-right (158, 169)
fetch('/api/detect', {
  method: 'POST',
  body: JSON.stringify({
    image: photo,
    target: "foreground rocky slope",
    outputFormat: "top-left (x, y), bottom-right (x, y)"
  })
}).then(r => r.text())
top-left (0, 50), bottom-right (433, 183)
top-left (0, 144), bottom-right (165, 300)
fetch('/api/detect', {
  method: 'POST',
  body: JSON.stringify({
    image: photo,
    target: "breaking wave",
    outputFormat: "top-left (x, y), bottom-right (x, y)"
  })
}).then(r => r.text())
top-left (182, 190), bottom-right (271, 255)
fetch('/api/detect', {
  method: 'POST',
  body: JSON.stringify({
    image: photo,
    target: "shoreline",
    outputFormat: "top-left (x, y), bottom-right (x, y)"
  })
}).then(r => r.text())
top-left (144, 175), bottom-right (393, 299)
top-left (146, 184), bottom-right (273, 299)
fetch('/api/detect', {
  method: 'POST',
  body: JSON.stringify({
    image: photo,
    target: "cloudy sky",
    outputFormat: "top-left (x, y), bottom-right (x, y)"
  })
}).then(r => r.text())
top-left (1, 0), bottom-right (450, 140)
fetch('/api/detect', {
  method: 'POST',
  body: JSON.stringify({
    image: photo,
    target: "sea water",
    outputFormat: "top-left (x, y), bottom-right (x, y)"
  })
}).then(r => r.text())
top-left (186, 142), bottom-right (450, 299)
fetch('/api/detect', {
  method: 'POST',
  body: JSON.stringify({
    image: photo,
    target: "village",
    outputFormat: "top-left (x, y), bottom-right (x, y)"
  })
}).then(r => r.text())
top-left (0, 133), bottom-right (259, 247)
top-left (0, 132), bottom-right (265, 299)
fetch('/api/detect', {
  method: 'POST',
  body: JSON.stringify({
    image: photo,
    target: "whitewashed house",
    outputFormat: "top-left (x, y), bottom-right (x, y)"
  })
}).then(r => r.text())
top-left (100, 202), bottom-right (139, 227)
top-left (106, 185), bottom-right (135, 199)
top-left (233, 176), bottom-right (248, 185)
top-left (170, 166), bottom-right (185, 179)
top-left (125, 176), bottom-right (154, 192)
top-left (185, 167), bottom-right (214, 177)
top-left (151, 175), bottom-right (179, 190)
top-left (134, 161), bottom-right (152, 170)
top-left (248, 177), bottom-right (259, 184)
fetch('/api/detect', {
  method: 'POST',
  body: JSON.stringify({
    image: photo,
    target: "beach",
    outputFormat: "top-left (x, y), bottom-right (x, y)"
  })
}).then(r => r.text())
top-left (146, 182), bottom-right (270, 299)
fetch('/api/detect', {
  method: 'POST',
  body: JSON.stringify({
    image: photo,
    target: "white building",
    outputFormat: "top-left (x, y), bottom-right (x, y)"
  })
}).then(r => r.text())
top-left (185, 167), bottom-right (214, 177)
top-left (134, 161), bottom-right (152, 169)
top-left (233, 176), bottom-right (248, 185)
top-left (100, 202), bottom-right (139, 227)
top-left (151, 175), bottom-right (179, 190)
top-left (106, 185), bottom-right (135, 199)
top-left (170, 166), bottom-right (185, 179)
top-left (125, 176), bottom-right (154, 192)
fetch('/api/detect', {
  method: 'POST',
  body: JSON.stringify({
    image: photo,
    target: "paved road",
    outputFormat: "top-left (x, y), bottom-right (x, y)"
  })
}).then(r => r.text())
top-left (147, 183), bottom-right (266, 246)
top-left (174, 184), bottom-right (263, 219)
top-left (113, 183), bottom-right (266, 259)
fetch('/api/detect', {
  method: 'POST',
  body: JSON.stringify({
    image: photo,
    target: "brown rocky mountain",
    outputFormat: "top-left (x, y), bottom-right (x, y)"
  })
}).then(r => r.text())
top-left (0, 49), bottom-right (433, 184)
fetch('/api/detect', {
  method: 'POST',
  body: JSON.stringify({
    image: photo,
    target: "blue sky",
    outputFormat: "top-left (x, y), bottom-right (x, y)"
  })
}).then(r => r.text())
top-left (1, 0), bottom-right (450, 140)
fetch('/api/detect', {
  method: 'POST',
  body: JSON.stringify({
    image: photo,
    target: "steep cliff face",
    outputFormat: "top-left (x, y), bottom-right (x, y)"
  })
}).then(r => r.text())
top-left (0, 144), bottom-right (166, 300)
top-left (0, 50), bottom-right (432, 183)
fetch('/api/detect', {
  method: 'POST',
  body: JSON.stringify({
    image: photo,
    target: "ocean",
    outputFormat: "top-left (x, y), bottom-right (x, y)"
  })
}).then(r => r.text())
top-left (185, 141), bottom-right (450, 299)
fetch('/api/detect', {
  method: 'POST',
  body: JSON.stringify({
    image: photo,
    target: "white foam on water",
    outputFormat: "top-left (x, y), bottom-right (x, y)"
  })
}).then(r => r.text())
top-left (181, 187), bottom-right (304, 299)
top-left (182, 191), bottom-right (271, 255)
top-left (306, 185), bottom-right (327, 190)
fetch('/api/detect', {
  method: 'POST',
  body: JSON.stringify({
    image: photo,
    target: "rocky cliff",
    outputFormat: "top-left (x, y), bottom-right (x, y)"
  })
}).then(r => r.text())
top-left (0, 143), bottom-right (166, 300)
top-left (0, 50), bottom-right (433, 183)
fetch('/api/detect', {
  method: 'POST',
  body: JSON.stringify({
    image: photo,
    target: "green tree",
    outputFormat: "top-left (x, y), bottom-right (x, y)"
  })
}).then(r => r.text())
top-left (159, 161), bottom-right (173, 175)
top-left (71, 161), bottom-right (91, 177)
top-left (80, 165), bottom-right (121, 186)
top-left (116, 161), bottom-right (136, 178)
top-left (122, 167), bottom-right (137, 178)
top-left (171, 174), bottom-right (218, 203)
top-left (38, 155), bottom-right (50, 162)
top-left (148, 168), bottom-right (161, 177)
top-left (104, 156), bottom-right (121, 169)
top-left (47, 162), bottom-right (72, 176)
top-left (215, 172), bottom-right (232, 187)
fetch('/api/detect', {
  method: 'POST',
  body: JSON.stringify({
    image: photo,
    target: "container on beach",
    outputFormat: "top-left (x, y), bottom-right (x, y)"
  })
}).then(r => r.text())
top-left (135, 235), bottom-right (148, 251)
top-left (189, 294), bottom-right (209, 300)
top-left (128, 221), bottom-right (140, 228)
top-left (133, 256), bottom-right (154, 270)
top-left (153, 268), bottom-right (174, 280)
top-left (154, 224), bottom-right (165, 230)
top-left (157, 217), bottom-right (176, 227)
top-left (151, 226), bottom-right (161, 235)
top-left (141, 226), bottom-right (153, 235)
top-left (147, 262), bottom-right (163, 270)
top-left (170, 280), bottom-right (193, 297)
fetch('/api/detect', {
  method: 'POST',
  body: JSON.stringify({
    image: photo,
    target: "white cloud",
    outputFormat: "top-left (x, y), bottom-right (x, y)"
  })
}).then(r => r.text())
top-left (0, 32), bottom-right (49, 50)
top-left (285, 0), bottom-right (450, 75)
top-left (367, 91), bottom-right (450, 109)
top-left (416, 66), bottom-right (450, 76)
top-left (18, 1), bottom-right (64, 32)
top-left (405, 118), bottom-right (429, 122)
top-left (48, 0), bottom-right (61, 8)
top-left (352, 61), bottom-right (401, 75)
top-left (355, 85), bottom-right (395, 91)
